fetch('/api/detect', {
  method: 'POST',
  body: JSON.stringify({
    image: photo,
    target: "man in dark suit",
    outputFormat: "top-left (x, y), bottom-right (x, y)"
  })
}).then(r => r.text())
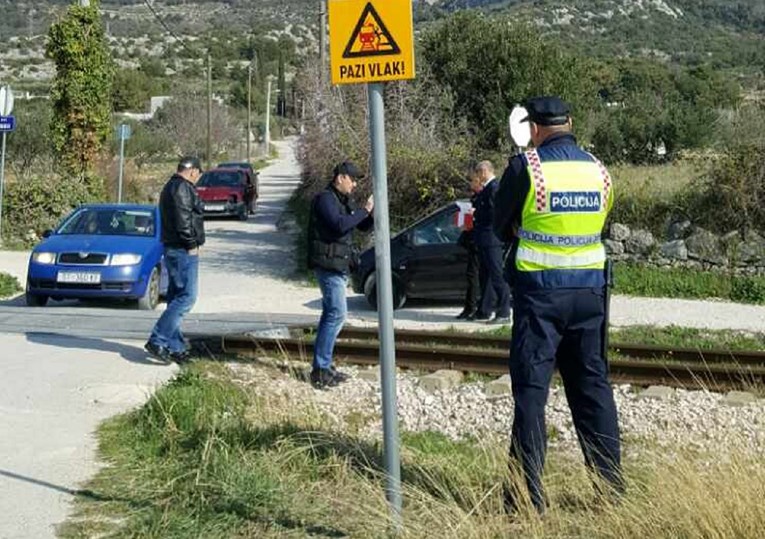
top-left (472, 161), bottom-right (511, 323)
top-left (455, 179), bottom-right (481, 319)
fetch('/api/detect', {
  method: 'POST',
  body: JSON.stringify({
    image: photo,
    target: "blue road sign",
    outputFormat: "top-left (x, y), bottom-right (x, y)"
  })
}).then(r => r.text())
top-left (0, 116), bottom-right (15, 132)
top-left (117, 123), bottom-right (132, 141)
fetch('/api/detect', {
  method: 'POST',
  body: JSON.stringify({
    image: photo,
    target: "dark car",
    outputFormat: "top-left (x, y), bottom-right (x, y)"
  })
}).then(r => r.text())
top-left (217, 161), bottom-right (260, 203)
top-left (26, 204), bottom-right (168, 310)
top-left (197, 167), bottom-right (257, 219)
top-left (351, 201), bottom-right (474, 309)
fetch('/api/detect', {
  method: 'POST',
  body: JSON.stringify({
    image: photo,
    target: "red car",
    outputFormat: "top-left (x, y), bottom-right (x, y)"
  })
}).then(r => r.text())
top-left (196, 167), bottom-right (258, 220)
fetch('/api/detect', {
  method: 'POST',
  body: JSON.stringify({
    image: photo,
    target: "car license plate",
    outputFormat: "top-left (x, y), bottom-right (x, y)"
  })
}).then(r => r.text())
top-left (57, 271), bottom-right (102, 284)
top-left (204, 203), bottom-right (225, 211)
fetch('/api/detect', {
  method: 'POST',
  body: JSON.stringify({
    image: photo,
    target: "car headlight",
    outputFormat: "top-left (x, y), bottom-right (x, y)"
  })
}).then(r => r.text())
top-left (32, 252), bottom-right (56, 264)
top-left (110, 253), bottom-right (142, 266)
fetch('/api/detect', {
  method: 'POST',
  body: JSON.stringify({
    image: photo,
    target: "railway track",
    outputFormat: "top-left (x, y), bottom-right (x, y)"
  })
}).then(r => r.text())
top-left (194, 326), bottom-right (765, 391)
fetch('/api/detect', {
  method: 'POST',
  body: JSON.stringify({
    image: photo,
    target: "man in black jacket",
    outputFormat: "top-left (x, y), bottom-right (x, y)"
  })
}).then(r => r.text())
top-left (455, 177), bottom-right (481, 319)
top-left (472, 161), bottom-right (511, 323)
top-left (145, 156), bottom-right (205, 364)
top-left (308, 161), bottom-right (374, 389)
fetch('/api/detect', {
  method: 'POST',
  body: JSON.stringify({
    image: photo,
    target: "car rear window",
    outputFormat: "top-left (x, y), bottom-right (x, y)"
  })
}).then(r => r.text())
top-left (199, 171), bottom-right (242, 187)
top-left (59, 209), bottom-right (155, 237)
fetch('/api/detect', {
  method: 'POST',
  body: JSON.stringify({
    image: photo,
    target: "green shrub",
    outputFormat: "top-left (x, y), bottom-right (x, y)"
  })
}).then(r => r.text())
top-left (0, 273), bottom-right (21, 298)
top-left (685, 143), bottom-right (765, 233)
top-left (3, 175), bottom-right (94, 245)
top-left (730, 275), bottom-right (765, 304)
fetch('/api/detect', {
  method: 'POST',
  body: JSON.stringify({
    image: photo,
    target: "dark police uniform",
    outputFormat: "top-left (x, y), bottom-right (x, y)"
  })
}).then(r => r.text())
top-left (493, 97), bottom-right (623, 512)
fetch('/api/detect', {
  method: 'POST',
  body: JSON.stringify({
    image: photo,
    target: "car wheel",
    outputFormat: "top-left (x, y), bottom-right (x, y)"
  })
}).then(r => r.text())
top-left (25, 291), bottom-right (48, 307)
top-left (363, 272), bottom-right (406, 311)
top-left (137, 267), bottom-right (160, 310)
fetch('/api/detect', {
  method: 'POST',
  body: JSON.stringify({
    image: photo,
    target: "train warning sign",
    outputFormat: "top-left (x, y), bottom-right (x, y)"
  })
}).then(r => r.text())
top-left (329, 0), bottom-right (415, 85)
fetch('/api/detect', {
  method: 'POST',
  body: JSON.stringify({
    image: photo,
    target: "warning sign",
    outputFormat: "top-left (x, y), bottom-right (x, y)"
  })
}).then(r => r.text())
top-left (329, 0), bottom-right (415, 85)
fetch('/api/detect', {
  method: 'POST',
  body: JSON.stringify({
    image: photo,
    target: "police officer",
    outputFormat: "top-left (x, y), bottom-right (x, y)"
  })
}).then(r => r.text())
top-left (493, 96), bottom-right (623, 513)
top-left (307, 161), bottom-right (374, 389)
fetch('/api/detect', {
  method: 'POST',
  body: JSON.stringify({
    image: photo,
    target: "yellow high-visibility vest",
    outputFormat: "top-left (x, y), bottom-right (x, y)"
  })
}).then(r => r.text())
top-left (516, 148), bottom-right (612, 275)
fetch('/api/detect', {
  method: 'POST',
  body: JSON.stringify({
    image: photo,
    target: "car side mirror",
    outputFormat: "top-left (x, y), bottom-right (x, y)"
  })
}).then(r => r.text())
top-left (42, 229), bottom-right (53, 238)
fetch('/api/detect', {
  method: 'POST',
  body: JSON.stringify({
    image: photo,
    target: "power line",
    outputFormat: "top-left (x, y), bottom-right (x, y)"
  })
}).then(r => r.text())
top-left (141, 0), bottom-right (198, 58)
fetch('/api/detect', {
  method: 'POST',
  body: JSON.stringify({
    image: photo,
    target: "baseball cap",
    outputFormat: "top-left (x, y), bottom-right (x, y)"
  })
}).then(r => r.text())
top-left (177, 156), bottom-right (203, 173)
top-left (333, 161), bottom-right (365, 180)
top-left (521, 96), bottom-right (571, 126)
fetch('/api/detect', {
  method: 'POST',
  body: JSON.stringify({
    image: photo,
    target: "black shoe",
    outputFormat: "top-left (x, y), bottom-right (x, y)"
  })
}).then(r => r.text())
top-left (456, 308), bottom-right (477, 320)
top-left (170, 350), bottom-right (192, 365)
top-left (144, 341), bottom-right (170, 362)
top-left (329, 366), bottom-right (349, 383)
top-left (310, 368), bottom-right (340, 389)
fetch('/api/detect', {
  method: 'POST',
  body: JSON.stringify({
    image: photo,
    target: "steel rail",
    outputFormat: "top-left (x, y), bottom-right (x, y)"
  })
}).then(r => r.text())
top-left (336, 326), bottom-right (765, 368)
top-left (206, 335), bottom-right (765, 391)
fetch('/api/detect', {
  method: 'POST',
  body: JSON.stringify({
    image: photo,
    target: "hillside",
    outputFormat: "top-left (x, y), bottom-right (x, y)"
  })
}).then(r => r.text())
top-left (426, 0), bottom-right (765, 72)
top-left (0, 0), bottom-right (762, 88)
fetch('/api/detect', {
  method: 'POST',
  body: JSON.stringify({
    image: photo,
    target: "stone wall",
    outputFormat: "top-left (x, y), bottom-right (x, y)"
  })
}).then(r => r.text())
top-left (606, 222), bottom-right (765, 275)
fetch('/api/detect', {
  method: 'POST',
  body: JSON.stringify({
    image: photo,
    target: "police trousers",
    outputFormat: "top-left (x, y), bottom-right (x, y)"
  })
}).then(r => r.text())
top-left (508, 287), bottom-right (623, 511)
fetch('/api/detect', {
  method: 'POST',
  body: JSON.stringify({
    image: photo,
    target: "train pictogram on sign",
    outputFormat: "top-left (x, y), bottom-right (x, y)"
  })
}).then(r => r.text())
top-left (342, 3), bottom-right (401, 58)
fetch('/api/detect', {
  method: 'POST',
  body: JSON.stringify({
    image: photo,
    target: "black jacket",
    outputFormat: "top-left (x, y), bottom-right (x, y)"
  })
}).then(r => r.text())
top-left (160, 174), bottom-right (205, 250)
top-left (308, 185), bottom-right (373, 272)
top-left (473, 178), bottom-right (503, 247)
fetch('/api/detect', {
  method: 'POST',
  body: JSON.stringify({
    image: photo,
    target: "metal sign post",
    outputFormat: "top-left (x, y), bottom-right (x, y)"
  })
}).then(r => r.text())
top-left (0, 85), bottom-right (15, 243)
top-left (116, 123), bottom-right (131, 203)
top-left (329, 0), bottom-right (415, 527)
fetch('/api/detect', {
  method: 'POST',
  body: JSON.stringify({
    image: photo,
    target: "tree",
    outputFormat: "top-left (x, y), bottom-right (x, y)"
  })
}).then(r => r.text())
top-left (112, 68), bottom-right (155, 112)
top-left (421, 12), bottom-right (598, 149)
top-left (6, 100), bottom-right (55, 178)
top-left (46, 0), bottom-right (114, 188)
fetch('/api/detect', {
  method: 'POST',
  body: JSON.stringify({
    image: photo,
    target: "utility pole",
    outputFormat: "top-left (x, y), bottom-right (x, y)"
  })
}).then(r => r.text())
top-left (206, 52), bottom-right (212, 170)
top-left (319, 0), bottom-right (327, 85)
top-left (246, 63), bottom-right (252, 163)
top-left (265, 77), bottom-right (272, 157)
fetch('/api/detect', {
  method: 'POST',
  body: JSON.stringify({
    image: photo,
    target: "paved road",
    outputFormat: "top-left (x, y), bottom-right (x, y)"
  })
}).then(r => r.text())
top-left (0, 139), bottom-right (312, 539)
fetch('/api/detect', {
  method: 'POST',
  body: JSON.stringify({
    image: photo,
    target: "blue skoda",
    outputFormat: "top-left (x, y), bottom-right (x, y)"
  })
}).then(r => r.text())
top-left (25, 204), bottom-right (168, 309)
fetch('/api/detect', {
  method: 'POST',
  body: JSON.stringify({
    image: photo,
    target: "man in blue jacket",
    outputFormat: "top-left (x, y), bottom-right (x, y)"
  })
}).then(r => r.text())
top-left (307, 161), bottom-right (374, 389)
top-left (472, 161), bottom-right (511, 323)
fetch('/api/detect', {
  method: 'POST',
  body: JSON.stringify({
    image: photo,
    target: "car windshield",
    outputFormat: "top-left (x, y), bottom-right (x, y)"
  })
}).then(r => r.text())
top-left (218, 162), bottom-right (253, 172)
top-left (58, 209), bottom-right (155, 237)
top-left (411, 208), bottom-right (463, 246)
top-left (198, 171), bottom-right (242, 187)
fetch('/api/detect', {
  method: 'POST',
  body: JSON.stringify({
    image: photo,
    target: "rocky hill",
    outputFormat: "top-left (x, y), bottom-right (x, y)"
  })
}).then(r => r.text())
top-left (0, 0), bottom-right (762, 87)
top-left (425, 0), bottom-right (764, 71)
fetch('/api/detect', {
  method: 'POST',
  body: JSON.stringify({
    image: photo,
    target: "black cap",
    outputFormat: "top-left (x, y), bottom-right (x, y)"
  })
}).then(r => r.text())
top-left (333, 161), bottom-right (365, 180)
top-left (521, 96), bottom-right (571, 126)
top-left (177, 156), bottom-right (203, 173)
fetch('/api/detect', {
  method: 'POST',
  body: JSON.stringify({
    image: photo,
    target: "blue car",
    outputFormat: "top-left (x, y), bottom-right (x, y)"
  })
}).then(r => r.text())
top-left (26, 204), bottom-right (168, 309)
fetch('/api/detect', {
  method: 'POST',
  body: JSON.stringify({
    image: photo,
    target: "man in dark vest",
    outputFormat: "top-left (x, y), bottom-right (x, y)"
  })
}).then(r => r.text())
top-left (307, 161), bottom-right (374, 389)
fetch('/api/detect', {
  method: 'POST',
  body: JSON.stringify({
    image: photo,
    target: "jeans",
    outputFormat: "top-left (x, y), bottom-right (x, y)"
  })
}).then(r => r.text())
top-left (149, 248), bottom-right (199, 353)
top-left (313, 268), bottom-right (348, 371)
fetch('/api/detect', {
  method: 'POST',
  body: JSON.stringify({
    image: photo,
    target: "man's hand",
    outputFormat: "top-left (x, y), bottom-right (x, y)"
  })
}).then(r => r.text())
top-left (364, 195), bottom-right (374, 213)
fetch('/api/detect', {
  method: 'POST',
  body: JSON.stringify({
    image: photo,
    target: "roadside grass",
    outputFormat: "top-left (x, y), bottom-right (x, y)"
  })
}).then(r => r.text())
top-left (0, 272), bottom-right (21, 298)
top-left (613, 263), bottom-right (765, 304)
top-left (481, 324), bottom-right (765, 352)
top-left (60, 362), bottom-right (765, 538)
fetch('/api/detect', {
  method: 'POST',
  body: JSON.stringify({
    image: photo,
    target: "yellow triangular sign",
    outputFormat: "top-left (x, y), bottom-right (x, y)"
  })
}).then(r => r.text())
top-left (343, 3), bottom-right (401, 58)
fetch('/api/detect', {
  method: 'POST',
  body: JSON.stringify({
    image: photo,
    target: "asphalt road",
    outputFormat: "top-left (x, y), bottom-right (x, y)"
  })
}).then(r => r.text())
top-left (0, 139), bottom-right (313, 539)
